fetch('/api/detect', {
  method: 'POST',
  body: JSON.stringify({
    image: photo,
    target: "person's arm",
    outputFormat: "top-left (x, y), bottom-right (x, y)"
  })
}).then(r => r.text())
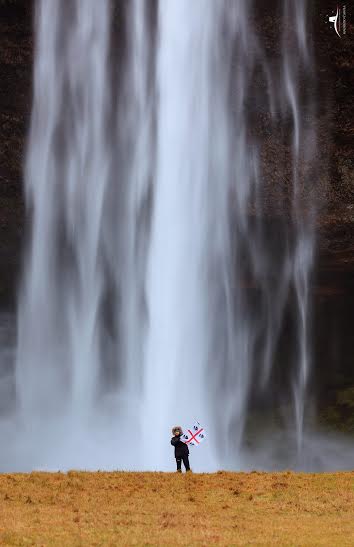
top-left (171, 436), bottom-right (179, 446)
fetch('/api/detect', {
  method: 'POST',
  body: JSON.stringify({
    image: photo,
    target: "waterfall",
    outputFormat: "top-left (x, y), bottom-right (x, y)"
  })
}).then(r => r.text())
top-left (0, 0), bottom-right (318, 471)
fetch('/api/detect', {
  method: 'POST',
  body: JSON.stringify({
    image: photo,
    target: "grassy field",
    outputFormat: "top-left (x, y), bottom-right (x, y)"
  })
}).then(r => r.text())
top-left (0, 470), bottom-right (353, 545)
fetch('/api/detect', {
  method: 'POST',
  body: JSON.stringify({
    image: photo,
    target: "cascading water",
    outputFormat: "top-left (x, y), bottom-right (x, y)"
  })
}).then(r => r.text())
top-left (0, 0), bottom-right (326, 471)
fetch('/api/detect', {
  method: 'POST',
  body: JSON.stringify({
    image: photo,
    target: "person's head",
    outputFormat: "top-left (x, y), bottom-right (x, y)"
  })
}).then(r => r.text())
top-left (172, 425), bottom-right (183, 436)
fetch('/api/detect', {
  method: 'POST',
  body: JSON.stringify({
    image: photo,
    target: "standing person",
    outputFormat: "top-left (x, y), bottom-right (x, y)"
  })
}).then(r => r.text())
top-left (170, 426), bottom-right (191, 473)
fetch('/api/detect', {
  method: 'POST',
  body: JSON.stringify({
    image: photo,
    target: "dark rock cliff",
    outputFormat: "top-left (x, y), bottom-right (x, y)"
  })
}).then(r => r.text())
top-left (0, 0), bottom-right (32, 305)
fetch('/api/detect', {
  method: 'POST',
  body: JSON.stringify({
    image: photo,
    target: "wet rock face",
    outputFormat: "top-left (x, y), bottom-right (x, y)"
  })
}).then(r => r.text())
top-left (0, 0), bottom-right (32, 306)
top-left (0, 1), bottom-right (352, 408)
top-left (0, 1), bottom-right (32, 186)
top-left (314, 1), bottom-right (354, 282)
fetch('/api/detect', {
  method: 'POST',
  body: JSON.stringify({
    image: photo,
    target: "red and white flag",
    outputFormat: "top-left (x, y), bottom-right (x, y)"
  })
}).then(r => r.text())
top-left (181, 421), bottom-right (206, 446)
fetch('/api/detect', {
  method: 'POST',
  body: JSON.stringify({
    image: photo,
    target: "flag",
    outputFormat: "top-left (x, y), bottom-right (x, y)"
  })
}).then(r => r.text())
top-left (181, 421), bottom-right (206, 446)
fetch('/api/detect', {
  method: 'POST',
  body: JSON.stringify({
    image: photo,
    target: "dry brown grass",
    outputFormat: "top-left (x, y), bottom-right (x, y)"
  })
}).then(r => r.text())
top-left (0, 470), bottom-right (353, 545)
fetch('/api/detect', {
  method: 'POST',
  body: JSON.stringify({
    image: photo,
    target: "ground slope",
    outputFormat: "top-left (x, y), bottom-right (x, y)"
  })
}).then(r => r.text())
top-left (0, 471), bottom-right (353, 545)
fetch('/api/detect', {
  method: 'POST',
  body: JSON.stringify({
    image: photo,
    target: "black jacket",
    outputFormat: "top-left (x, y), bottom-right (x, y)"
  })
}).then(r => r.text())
top-left (171, 435), bottom-right (189, 459)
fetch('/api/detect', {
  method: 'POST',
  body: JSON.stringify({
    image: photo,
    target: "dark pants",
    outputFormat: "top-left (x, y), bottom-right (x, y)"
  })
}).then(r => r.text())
top-left (176, 455), bottom-right (190, 471)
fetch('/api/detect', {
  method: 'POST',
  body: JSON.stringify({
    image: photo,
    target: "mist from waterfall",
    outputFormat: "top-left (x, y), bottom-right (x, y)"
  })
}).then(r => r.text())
top-left (2, 0), bottom-right (349, 472)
